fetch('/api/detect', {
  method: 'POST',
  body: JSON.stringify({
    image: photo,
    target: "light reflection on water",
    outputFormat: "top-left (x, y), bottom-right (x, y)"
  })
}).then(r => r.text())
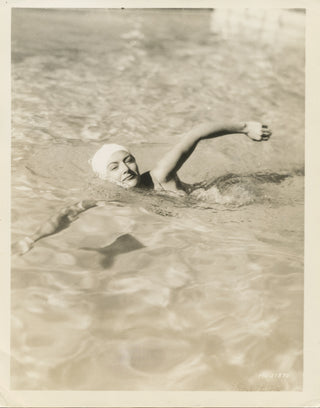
top-left (11, 9), bottom-right (304, 390)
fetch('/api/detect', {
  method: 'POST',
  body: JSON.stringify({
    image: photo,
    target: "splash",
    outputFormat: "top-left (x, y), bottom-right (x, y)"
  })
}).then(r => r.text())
top-left (190, 170), bottom-right (304, 207)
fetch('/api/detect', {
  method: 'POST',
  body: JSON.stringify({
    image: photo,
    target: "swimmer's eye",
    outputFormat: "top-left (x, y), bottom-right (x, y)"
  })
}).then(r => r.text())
top-left (108, 165), bottom-right (118, 171)
top-left (125, 156), bottom-right (135, 163)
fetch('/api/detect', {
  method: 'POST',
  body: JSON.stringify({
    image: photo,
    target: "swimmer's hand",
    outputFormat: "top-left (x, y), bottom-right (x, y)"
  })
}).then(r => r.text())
top-left (12, 237), bottom-right (34, 256)
top-left (243, 122), bottom-right (272, 142)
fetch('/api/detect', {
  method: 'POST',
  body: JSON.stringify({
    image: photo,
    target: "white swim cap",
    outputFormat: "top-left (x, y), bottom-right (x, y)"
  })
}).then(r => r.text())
top-left (90, 143), bottom-right (130, 179)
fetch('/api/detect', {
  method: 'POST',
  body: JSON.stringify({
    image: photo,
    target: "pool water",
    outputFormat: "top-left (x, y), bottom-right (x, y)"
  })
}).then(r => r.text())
top-left (11, 9), bottom-right (304, 390)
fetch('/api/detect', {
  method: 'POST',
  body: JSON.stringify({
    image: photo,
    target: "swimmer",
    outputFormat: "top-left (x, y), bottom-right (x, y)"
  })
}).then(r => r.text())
top-left (12, 121), bottom-right (271, 255)
top-left (90, 121), bottom-right (271, 193)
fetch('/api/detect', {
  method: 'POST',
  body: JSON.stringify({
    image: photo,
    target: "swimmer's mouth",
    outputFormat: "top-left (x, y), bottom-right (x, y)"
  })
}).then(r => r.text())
top-left (122, 174), bottom-right (136, 182)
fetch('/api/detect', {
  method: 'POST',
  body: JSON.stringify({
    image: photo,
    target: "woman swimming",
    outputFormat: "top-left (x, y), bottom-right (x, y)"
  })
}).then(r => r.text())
top-left (12, 120), bottom-right (271, 254)
top-left (90, 121), bottom-right (271, 193)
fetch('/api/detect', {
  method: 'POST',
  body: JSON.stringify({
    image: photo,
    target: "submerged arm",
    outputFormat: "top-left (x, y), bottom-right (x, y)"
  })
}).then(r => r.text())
top-left (151, 121), bottom-right (271, 182)
top-left (12, 199), bottom-right (105, 255)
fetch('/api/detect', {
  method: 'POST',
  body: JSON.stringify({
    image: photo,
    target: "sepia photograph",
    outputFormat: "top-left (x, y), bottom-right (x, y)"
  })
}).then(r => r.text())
top-left (2, 2), bottom-right (317, 405)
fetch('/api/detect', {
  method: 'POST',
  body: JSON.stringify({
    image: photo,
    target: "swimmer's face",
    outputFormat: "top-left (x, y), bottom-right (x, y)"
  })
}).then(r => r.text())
top-left (105, 150), bottom-right (141, 188)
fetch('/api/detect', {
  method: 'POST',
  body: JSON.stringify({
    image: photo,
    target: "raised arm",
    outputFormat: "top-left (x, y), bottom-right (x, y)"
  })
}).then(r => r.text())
top-left (151, 121), bottom-right (271, 183)
top-left (12, 199), bottom-right (105, 255)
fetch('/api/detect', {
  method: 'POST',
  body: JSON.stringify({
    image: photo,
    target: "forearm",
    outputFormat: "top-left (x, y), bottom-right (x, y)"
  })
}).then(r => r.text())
top-left (13, 199), bottom-right (104, 255)
top-left (187, 121), bottom-right (247, 142)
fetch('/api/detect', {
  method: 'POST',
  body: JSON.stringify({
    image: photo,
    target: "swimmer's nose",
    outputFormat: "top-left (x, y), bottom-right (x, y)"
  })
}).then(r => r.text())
top-left (120, 161), bottom-right (130, 173)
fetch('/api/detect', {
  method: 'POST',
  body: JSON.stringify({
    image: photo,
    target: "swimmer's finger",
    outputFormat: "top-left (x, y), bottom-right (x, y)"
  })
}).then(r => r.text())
top-left (251, 134), bottom-right (269, 142)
